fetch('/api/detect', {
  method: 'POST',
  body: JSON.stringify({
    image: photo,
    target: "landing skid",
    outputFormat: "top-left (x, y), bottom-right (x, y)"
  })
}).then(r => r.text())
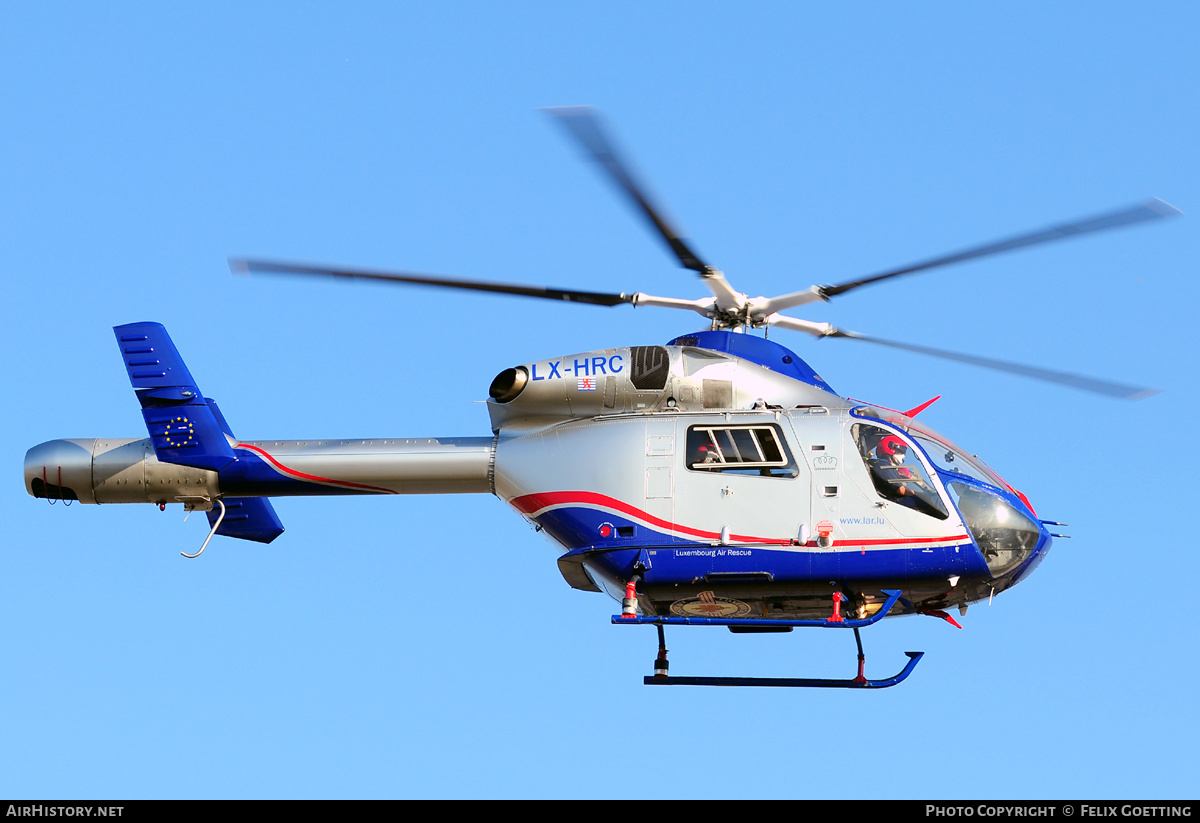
top-left (614, 589), bottom-right (925, 689)
top-left (643, 645), bottom-right (924, 689)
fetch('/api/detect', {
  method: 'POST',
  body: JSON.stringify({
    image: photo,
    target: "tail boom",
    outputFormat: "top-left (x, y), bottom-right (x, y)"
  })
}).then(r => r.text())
top-left (25, 436), bottom-right (494, 505)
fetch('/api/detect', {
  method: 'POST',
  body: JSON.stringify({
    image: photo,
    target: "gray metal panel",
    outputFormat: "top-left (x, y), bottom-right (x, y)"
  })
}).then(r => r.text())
top-left (556, 553), bottom-right (602, 592)
top-left (643, 417), bottom-right (676, 525)
top-left (645, 467), bottom-right (672, 499)
top-left (702, 379), bottom-right (733, 409)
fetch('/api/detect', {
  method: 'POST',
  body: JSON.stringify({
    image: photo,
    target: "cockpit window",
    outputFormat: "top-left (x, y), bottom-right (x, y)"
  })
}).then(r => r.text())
top-left (852, 422), bottom-right (949, 519)
top-left (852, 406), bottom-right (1007, 488)
top-left (910, 432), bottom-right (1003, 487)
top-left (686, 424), bottom-right (797, 478)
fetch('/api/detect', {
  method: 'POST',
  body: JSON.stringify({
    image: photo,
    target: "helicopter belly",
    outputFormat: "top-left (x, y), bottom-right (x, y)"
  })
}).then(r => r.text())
top-left (569, 540), bottom-right (981, 621)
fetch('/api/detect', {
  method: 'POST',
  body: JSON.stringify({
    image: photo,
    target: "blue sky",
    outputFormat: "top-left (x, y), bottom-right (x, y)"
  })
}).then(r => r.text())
top-left (2, 3), bottom-right (1197, 799)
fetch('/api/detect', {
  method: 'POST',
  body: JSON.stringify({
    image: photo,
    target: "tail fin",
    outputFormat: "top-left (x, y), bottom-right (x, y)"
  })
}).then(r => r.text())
top-left (114, 322), bottom-right (237, 472)
top-left (114, 322), bottom-right (286, 544)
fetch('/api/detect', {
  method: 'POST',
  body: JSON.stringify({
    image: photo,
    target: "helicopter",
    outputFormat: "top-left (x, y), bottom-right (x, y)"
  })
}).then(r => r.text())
top-left (24, 107), bottom-right (1179, 689)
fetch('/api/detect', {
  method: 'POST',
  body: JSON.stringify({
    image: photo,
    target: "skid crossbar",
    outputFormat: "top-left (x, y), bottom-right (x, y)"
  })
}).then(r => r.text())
top-left (611, 589), bottom-right (906, 628)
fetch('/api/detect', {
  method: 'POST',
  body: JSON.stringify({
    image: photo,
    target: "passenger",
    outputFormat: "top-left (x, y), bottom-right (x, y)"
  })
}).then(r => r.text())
top-left (691, 441), bottom-right (719, 467)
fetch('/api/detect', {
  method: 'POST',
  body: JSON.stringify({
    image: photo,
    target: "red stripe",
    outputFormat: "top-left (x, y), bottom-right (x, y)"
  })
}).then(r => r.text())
top-left (511, 491), bottom-right (969, 547)
top-left (234, 443), bottom-right (397, 494)
top-left (511, 491), bottom-right (782, 542)
top-left (826, 534), bottom-right (968, 548)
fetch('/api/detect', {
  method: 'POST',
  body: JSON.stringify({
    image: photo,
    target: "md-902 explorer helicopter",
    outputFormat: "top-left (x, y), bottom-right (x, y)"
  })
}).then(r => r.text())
top-left (25, 108), bottom-right (1179, 688)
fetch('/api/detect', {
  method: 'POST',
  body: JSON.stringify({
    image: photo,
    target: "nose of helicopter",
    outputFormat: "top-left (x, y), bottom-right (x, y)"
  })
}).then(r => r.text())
top-left (949, 480), bottom-right (1050, 583)
top-left (1010, 508), bottom-right (1054, 586)
top-left (1004, 487), bottom-right (1055, 584)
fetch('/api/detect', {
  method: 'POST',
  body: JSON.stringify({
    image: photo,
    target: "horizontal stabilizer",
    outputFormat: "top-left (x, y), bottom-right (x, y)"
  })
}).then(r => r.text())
top-left (113, 322), bottom-right (237, 471)
top-left (206, 498), bottom-right (285, 544)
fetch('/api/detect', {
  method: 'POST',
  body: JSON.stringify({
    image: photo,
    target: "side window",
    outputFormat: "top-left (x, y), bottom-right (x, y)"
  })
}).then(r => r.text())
top-left (686, 424), bottom-right (797, 478)
top-left (851, 423), bottom-right (948, 519)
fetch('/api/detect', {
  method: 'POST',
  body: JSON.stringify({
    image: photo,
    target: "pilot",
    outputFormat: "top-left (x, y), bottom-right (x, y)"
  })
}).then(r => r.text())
top-left (872, 435), bottom-right (920, 502)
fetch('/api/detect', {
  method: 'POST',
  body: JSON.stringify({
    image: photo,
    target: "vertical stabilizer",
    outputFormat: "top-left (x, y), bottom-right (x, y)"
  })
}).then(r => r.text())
top-left (114, 322), bottom-right (238, 472)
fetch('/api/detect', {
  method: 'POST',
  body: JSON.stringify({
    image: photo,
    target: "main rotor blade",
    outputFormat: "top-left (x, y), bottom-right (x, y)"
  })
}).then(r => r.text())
top-left (822, 199), bottom-right (1182, 299)
top-left (230, 258), bottom-right (635, 307)
top-left (830, 329), bottom-right (1160, 400)
top-left (544, 106), bottom-right (710, 274)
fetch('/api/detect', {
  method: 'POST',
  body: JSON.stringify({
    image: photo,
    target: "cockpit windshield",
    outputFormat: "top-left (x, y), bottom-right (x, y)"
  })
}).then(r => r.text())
top-left (851, 406), bottom-right (1008, 489)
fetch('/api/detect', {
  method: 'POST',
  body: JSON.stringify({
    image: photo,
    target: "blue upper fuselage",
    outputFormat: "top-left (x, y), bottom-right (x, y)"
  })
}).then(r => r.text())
top-left (667, 330), bottom-right (836, 394)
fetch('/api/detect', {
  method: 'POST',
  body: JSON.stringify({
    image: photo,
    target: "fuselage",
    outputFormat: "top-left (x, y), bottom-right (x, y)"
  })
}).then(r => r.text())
top-left (488, 331), bottom-right (1050, 621)
top-left (25, 329), bottom-right (1050, 621)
